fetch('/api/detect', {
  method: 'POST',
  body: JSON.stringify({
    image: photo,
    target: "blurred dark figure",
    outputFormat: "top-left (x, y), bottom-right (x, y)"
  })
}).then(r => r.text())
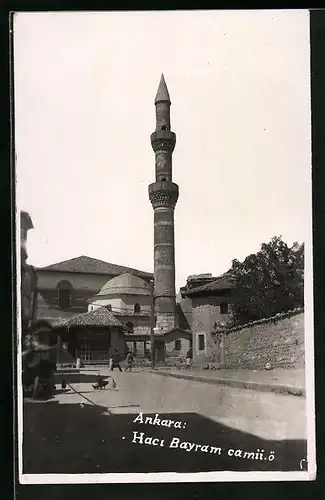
top-left (125, 351), bottom-right (134, 371)
top-left (22, 323), bottom-right (57, 399)
top-left (110, 349), bottom-right (122, 372)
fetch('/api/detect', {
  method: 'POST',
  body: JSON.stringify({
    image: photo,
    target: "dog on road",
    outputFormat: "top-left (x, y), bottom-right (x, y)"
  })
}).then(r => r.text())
top-left (92, 375), bottom-right (109, 390)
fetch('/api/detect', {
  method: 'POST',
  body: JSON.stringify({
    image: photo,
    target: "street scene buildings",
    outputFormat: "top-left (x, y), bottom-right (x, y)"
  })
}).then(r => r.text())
top-left (16, 11), bottom-right (314, 481)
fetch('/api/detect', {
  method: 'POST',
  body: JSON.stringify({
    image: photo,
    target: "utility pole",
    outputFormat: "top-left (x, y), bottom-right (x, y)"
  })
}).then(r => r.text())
top-left (150, 280), bottom-right (156, 369)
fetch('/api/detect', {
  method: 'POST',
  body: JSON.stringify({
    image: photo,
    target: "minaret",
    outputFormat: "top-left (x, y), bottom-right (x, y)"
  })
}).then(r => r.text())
top-left (149, 74), bottom-right (179, 332)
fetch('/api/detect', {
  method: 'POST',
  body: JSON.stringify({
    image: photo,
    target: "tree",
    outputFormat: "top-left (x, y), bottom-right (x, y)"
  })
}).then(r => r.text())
top-left (230, 236), bottom-right (304, 325)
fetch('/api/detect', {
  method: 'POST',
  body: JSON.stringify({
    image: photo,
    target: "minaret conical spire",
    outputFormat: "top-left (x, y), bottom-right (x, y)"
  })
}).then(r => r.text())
top-left (154, 74), bottom-right (171, 104)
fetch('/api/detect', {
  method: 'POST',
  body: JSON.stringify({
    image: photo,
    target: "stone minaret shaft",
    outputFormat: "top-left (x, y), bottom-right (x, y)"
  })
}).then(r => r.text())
top-left (149, 74), bottom-right (179, 332)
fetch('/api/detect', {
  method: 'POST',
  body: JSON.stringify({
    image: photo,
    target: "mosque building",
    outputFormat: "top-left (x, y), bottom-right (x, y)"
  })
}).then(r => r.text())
top-left (23, 75), bottom-right (201, 364)
top-left (87, 273), bottom-right (152, 357)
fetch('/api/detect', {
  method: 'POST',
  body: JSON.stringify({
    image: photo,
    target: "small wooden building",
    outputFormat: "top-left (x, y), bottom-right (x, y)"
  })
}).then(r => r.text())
top-left (53, 306), bottom-right (127, 364)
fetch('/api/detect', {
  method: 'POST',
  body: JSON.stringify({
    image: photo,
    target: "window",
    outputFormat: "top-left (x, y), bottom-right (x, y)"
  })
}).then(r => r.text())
top-left (174, 339), bottom-right (181, 350)
top-left (198, 334), bottom-right (205, 351)
top-left (57, 281), bottom-right (73, 310)
top-left (58, 289), bottom-right (70, 309)
top-left (161, 125), bottom-right (167, 130)
top-left (220, 302), bottom-right (228, 315)
top-left (134, 303), bottom-right (141, 314)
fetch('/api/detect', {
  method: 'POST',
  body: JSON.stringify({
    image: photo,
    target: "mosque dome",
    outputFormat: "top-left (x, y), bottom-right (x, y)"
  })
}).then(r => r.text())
top-left (95, 273), bottom-right (151, 297)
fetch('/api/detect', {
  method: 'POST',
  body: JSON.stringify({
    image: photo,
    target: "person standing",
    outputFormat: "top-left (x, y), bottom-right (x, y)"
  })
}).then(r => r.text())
top-left (124, 350), bottom-right (134, 372)
top-left (111, 349), bottom-right (122, 372)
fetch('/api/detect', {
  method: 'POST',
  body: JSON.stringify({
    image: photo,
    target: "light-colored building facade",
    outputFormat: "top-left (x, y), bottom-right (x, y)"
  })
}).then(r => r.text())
top-left (54, 307), bottom-right (127, 365)
top-left (181, 273), bottom-right (234, 363)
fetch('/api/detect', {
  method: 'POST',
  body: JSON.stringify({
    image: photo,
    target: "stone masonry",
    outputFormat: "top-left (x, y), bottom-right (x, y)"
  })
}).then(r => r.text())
top-left (223, 310), bottom-right (305, 370)
top-left (149, 75), bottom-right (178, 333)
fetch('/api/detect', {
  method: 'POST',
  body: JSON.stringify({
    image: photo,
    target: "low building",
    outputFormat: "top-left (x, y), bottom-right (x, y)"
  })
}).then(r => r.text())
top-left (53, 306), bottom-right (126, 364)
top-left (155, 325), bottom-right (192, 362)
top-left (181, 272), bottom-right (235, 362)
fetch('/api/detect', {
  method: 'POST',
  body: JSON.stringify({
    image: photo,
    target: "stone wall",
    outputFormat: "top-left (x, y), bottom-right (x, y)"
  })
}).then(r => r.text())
top-left (223, 310), bottom-right (305, 370)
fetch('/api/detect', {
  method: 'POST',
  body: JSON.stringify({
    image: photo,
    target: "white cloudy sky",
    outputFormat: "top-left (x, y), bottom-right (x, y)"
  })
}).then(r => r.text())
top-left (14, 10), bottom-right (311, 291)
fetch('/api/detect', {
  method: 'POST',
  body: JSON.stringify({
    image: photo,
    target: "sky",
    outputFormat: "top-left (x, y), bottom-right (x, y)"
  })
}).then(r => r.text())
top-left (14, 10), bottom-right (312, 291)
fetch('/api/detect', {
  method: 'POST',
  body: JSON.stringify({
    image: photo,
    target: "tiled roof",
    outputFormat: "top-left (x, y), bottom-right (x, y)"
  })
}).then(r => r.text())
top-left (183, 273), bottom-right (235, 296)
top-left (36, 255), bottom-right (153, 279)
top-left (54, 307), bottom-right (124, 329)
top-left (160, 327), bottom-right (192, 339)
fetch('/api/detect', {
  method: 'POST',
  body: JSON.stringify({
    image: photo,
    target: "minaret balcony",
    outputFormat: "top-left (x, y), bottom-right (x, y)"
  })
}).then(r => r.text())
top-left (149, 181), bottom-right (179, 209)
top-left (151, 131), bottom-right (176, 152)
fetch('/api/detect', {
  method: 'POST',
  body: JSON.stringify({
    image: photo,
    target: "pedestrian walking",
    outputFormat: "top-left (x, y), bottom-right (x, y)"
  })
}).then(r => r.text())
top-left (111, 349), bottom-right (122, 372)
top-left (186, 347), bottom-right (193, 369)
top-left (125, 351), bottom-right (134, 371)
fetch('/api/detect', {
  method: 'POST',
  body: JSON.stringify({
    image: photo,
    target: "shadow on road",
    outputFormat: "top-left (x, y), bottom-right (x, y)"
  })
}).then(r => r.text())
top-left (23, 400), bottom-right (307, 474)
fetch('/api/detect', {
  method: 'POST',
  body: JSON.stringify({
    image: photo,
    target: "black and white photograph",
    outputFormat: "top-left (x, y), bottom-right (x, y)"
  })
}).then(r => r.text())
top-left (14, 10), bottom-right (315, 483)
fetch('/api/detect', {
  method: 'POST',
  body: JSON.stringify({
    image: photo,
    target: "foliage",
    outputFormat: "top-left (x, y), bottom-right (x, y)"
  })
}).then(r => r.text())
top-left (230, 236), bottom-right (304, 325)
